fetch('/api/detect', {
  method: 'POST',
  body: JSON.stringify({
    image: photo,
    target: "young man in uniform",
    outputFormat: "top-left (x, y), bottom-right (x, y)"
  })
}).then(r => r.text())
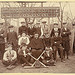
top-left (42, 21), bottom-right (49, 36)
top-left (7, 26), bottom-right (18, 52)
top-left (61, 22), bottom-right (71, 59)
top-left (34, 22), bottom-right (43, 38)
top-left (51, 23), bottom-right (64, 62)
top-left (42, 34), bottom-right (55, 66)
top-left (28, 33), bottom-right (44, 60)
top-left (18, 22), bottom-right (28, 36)
top-left (50, 23), bottom-right (61, 37)
top-left (52, 32), bottom-right (64, 62)
top-left (2, 44), bottom-right (17, 69)
top-left (28, 23), bottom-right (35, 41)
top-left (18, 32), bottom-right (30, 46)
top-left (0, 23), bottom-right (5, 59)
top-left (18, 43), bottom-right (31, 67)
top-left (50, 23), bottom-right (62, 60)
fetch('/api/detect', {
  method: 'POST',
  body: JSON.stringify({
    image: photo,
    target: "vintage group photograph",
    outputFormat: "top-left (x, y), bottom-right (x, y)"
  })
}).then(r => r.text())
top-left (0, 1), bottom-right (75, 73)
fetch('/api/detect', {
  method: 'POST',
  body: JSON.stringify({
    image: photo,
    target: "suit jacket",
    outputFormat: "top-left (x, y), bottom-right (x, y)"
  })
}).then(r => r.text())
top-left (52, 36), bottom-right (62, 46)
top-left (28, 27), bottom-right (36, 36)
top-left (34, 27), bottom-right (41, 37)
top-left (43, 38), bottom-right (52, 48)
top-left (61, 28), bottom-right (71, 41)
top-left (0, 36), bottom-right (5, 44)
top-left (7, 31), bottom-right (18, 46)
top-left (50, 28), bottom-right (61, 37)
top-left (28, 38), bottom-right (44, 50)
top-left (19, 26), bottom-right (28, 35)
top-left (0, 29), bottom-right (5, 44)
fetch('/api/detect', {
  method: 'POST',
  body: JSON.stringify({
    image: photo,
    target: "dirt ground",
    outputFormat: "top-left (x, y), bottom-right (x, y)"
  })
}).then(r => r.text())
top-left (0, 54), bottom-right (75, 73)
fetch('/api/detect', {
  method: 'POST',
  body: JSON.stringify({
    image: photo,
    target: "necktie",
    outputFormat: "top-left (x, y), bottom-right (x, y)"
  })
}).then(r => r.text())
top-left (9, 50), bottom-right (11, 61)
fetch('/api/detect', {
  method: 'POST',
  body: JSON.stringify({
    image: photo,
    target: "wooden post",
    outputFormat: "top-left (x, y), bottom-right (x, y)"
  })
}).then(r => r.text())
top-left (4, 18), bottom-right (8, 37)
top-left (17, 19), bottom-right (19, 34)
top-left (23, 3), bottom-right (26, 7)
top-left (61, 10), bottom-right (63, 28)
top-left (41, 2), bottom-right (43, 7)
top-left (60, 2), bottom-right (63, 28)
top-left (48, 18), bottom-right (50, 31)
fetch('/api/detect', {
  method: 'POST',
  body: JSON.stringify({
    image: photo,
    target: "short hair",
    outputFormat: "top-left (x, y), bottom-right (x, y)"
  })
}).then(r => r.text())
top-left (72, 23), bottom-right (75, 26)
top-left (0, 23), bottom-right (3, 25)
top-left (54, 23), bottom-right (58, 25)
top-left (21, 22), bottom-right (25, 24)
top-left (63, 22), bottom-right (67, 25)
top-left (42, 21), bottom-right (46, 23)
top-left (8, 25), bottom-right (14, 28)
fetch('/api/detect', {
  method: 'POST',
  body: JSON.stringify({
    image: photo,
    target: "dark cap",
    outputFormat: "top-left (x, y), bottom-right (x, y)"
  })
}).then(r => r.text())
top-left (21, 22), bottom-right (25, 24)
top-left (22, 31), bottom-right (26, 34)
top-left (63, 22), bottom-right (67, 25)
top-left (28, 22), bottom-right (33, 24)
top-left (0, 23), bottom-right (3, 25)
top-left (34, 31), bottom-right (39, 35)
top-left (42, 21), bottom-right (46, 23)
top-left (54, 23), bottom-right (58, 25)
top-left (72, 23), bottom-right (75, 26)
top-left (8, 25), bottom-right (14, 28)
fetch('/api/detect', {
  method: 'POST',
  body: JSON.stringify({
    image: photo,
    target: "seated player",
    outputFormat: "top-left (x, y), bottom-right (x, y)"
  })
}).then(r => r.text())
top-left (18, 32), bottom-right (30, 46)
top-left (52, 33), bottom-right (64, 62)
top-left (2, 44), bottom-right (17, 69)
top-left (41, 47), bottom-right (55, 66)
top-left (42, 34), bottom-right (55, 66)
top-left (18, 43), bottom-right (31, 67)
top-left (28, 33), bottom-right (44, 62)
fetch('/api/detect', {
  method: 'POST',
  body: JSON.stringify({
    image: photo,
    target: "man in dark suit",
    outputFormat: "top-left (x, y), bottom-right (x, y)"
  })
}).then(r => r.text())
top-left (42, 34), bottom-right (55, 66)
top-left (18, 22), bottom-right (28, 36)
top-left (28, 33), bottom-right (44, 59)
top-left (18, 43), bottom-right (31, 66)
top-left (7, 26), bottom-right (18, 52)
top-left (0, 23), bottom-right (5, 59)
top-left (34, 22), bottom-right (43, 37)
top-left (52, 32), bottom-right (64, 62)
top-left (61, 22), bottom-right (71, 59)
top-left (28, 23), bottom-right (36, 41)
top-left (50, 23), bottom-right (62, 60)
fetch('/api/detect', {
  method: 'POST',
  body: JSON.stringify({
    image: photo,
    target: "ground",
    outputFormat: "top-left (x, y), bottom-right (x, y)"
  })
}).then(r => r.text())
top-left (0, 55), bottom-right (75, 73)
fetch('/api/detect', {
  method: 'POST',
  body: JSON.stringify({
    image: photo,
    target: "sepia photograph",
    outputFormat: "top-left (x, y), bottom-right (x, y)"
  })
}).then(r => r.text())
top-left (0, 1), bottom-right (75, 73)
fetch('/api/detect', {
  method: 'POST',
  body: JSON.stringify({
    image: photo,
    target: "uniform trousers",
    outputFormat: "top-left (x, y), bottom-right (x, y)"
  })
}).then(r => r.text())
top-left (0, 43), bottom-right (5, 59)
top-left (62, 40), bottom-right (70, 59)
top-left (2, 59), bottom-right (17, 66)
top-left (53, 45), bottom-right (64, 61)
